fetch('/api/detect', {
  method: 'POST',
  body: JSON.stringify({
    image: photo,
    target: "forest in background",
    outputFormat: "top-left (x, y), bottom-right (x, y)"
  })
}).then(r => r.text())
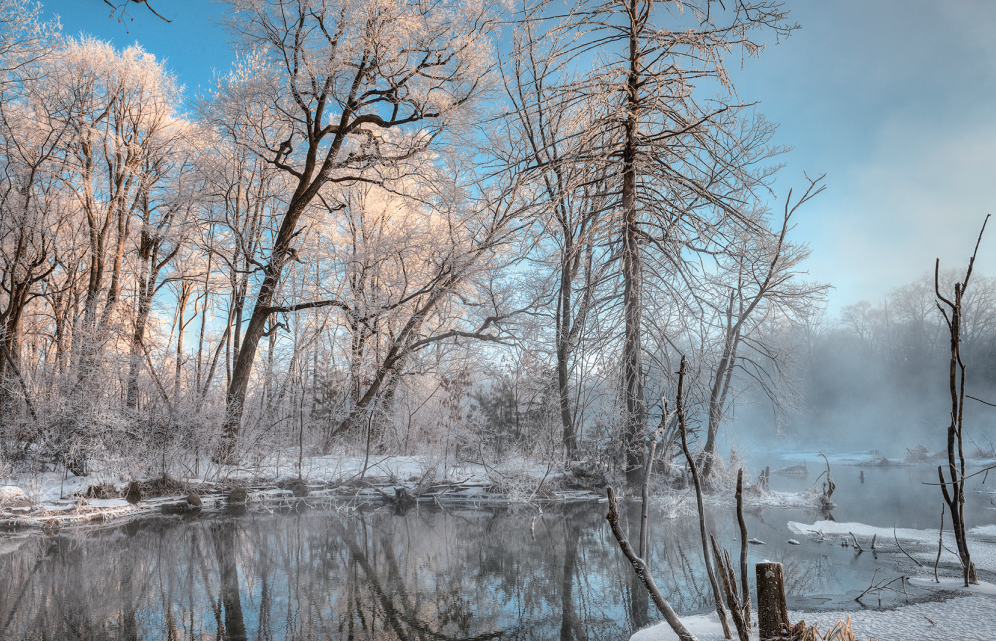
top-left (2, 0), bottom-right (993, 486)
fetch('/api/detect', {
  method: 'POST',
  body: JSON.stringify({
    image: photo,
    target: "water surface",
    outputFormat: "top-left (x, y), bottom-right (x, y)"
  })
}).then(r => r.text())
top-left (2, 457), bottom-right (994, 640)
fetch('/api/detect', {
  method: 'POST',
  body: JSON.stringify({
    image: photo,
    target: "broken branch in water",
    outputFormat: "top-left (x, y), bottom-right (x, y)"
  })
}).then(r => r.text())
top-left (855, 569), bottom-right (910, 605)
top-left (818, 451), bottom-right (835, 500)
top-left (894, 527), bottom-right (924, 567)
top-left (921, 463), bottom-right (996, 485)
top-left (735, 468), bottom-right (751, 629)
top-left (710, 535), bottom-right (750, 641)
top-left (605, 487), bottom-right (698, 641)
top-left (677, 355), bottom-right (732, 640)
top-left (849, 532), bottom-right (863, 553)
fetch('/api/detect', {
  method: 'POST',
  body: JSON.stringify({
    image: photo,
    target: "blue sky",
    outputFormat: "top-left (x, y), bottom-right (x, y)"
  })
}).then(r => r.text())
top-left (40, 0), bottom-right (996, 310)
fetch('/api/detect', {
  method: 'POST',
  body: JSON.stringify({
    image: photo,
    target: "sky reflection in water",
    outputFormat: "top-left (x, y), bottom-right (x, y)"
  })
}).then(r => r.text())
top-left (2, 461), bottom-right (995, 640)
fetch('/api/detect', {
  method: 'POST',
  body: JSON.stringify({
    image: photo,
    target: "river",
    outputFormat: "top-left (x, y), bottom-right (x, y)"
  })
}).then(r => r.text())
top-left (1, 452), bottom-right (994, 640)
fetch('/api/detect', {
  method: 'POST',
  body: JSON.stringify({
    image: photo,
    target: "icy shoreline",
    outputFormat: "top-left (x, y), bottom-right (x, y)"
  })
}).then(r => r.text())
top-left (0, 453), bottom-right (614, 531)
top-left (630, 519), bottom-right (996, 641)
top-left (632, 594), bottom-right (996, 641)
top-left (0, 451), bottom-right (838, 532)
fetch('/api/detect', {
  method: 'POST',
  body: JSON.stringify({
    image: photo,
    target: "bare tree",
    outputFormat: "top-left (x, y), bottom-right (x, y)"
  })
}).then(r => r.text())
top-left (698, 176), bottom-right (829, 477)
top-left (934, 215), bottom-right (988, 586)
top-left (124, 136), bottom-right (198, 409)
top-left (534, 0), bottom-right (797, 486)
top-left (0, 0), bottom-right (59, 89)
top-left (52, 39), bottom-right (184, 397)
top-left (501, 16), bottom-right (618, 459)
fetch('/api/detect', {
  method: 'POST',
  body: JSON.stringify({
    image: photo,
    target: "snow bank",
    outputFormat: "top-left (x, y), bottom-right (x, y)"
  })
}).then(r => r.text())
top-left (969, 524), bottom-right (996, 537)
top-left (0, 486), bottom-right (26, 501)
top-left (790, 520), bottom-right (996, 574)
top-left (791, 596), bottom-right (996, 641)
top-left (0, 452), bottom-right (611, 530)
top-left (630, 596), bottom-right (996, 641)
top-left (631, 613), bottom-right (730, 641)
top-left (787, 520), bottom-right (937, 545)
top-left (909, 577), bottom-right (996, 597)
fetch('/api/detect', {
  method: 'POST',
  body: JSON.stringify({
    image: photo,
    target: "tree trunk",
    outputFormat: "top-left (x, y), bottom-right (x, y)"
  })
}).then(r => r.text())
top-left (756, 562), bottom-right (790, 640)
top-left (678, 356), bottom-right (731, 639)
top-left (556, 264), bottom-right (577, 459)
top-left (621, 0), bottom-right (645, 489)
top-left (219, 268), bottom-right (280, 461)
top-left (125, 240), bottom-right (157, 410)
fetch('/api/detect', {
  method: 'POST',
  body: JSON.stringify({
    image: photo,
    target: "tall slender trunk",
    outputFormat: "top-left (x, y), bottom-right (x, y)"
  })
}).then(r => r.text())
top-left (125, 206), bottom-right (164, 410)
top-left (195, 235), bottom-right (213, 392)
top-left (622, 0), bottom-right (645, 488)
top-left (219, 254), bottom-right (292, 460)
top-left (934, 217), bottom-right (988, 587)
top-left (124, 287), bottom-right (154, 410)
top-left (100, 204), bottom-right (131, 327)
top-left (557, 244), bottom-right (577, 459)
top-left (702, 294), bottom-right (738, 477)
top-left (174, 283), bottom-right (193, 398)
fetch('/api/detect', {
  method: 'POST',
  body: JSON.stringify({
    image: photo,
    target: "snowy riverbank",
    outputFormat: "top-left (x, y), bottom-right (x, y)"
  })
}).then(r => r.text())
top-left (631, 519), bottom-right (996, 641)
top-left (0, 452), bottom-right (603, 531)
top-left (632, 594), bottom-right (996, 641)
top-left (0, 451), bottom-right (838, 531)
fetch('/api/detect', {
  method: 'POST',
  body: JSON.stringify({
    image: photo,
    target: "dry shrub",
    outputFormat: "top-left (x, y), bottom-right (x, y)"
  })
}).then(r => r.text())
top-left (789, 616), bottom-right (879, 641)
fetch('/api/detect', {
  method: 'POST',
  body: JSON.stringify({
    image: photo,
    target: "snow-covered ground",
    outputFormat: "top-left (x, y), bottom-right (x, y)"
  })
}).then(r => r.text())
top-left (2, 448), bottom-right (845, 531)
top-left (631, 596), bottom-right (996, 641)
top-left (0, 451), bottom-right (610, 530)
top-left (631, 516), bottom-right (996, 641)
top-left (788, 519), bottom-right (996, 574)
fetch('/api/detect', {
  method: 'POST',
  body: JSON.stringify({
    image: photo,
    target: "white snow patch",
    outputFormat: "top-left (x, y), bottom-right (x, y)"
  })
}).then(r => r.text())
top-left (790, 597), bottom-right (996, 640)
top-left (0, 486), bottom-right (26, 502)
top-left (631, 597), bottom-right (996, 641)
top-left (968, 524), bottom-right (996, 537)
top-left (84, 499), bottom-right (131, 509)
top-left (631, 613), bottom-right (731, 641)
top-left (790, 520), bottom-right (996, 574)
top-left (909, 576), bottom-right (996, 596)
top-left (788, 521), bottom-right (938, 545)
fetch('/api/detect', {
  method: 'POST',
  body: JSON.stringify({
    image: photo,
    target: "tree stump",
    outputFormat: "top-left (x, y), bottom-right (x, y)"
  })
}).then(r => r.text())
top-left (290, 480), bottom-right (309, 497)
top-left (124, 481), bottom-right (142, 505)
top-left (756, 562), bottom-right (790, 640)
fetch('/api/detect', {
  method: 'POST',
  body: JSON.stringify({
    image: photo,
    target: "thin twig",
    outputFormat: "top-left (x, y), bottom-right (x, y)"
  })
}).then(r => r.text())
top-left (935, 504), bottom-right (945, 583)
top-left (922, 463), bottom-right (996, 485)
top-left (966, 394), bottom-right (996, 408)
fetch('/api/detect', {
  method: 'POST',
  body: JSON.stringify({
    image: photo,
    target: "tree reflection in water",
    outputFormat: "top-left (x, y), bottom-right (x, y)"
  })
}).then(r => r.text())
top-left (0, 501), bottom-right (855, 640)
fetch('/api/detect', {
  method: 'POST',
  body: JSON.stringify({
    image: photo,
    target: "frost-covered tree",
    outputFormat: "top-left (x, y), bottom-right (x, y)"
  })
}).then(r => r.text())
top-left (511, 0), bottom-right (798, 485)
top-left (204, 0), bottom-right (505, 461)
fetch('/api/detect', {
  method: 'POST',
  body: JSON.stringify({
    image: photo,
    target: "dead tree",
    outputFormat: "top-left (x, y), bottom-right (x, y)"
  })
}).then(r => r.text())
top-left (677, 355), bottom-right (732, 639)
top-left (755, 563), bottom-right (809, 640)
top-left (934, 214), bottom-right (988, 586)
top-left (735, 469), bottom-right (751, 629)
top-left (606, 487), bottom-right (698, 641)
top-left (710, 535), bottom-right (750, 641)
